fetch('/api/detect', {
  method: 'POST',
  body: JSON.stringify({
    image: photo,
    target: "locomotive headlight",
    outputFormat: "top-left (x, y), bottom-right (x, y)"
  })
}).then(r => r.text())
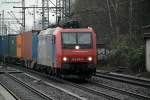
top-left (88, 57), bottom-right (92, 61)
top-left (75, 45), bottom-right (80, 50)
top-left (63, 57), bottom-right (67, 62)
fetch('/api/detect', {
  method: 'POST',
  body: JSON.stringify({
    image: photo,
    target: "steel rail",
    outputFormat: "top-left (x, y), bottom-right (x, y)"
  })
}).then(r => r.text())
top-left (62, 81), bottom-right (121, 100)
top-left (96, 72), bottom-right (150, 88)
top-left (0, 81), bottom-right (21, 100)
top-left (5, 73), bottom-right (55, 100)
top-left (89, 81), bottom-right (150, 100)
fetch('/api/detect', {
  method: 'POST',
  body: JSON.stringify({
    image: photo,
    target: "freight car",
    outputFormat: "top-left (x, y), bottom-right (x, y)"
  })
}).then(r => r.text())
top-left (36, 27), bottom-right (96, 79)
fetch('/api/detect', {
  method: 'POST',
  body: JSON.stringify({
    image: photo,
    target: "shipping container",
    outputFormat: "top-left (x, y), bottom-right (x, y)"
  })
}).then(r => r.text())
top-left (32, 31), bottom-right (39, 61)
top-left (16, 34), bottom-right (24, 58)
top-left (1, 36), bottom-right (9, 57)
top-left (8, 35), bottom-right (17, 57)
top-left (22, 32), bottom-right (32, 60)
top-left (20, 30), bottom-right (40, 61)
top-left (0, 36), bottom-right (2, 56)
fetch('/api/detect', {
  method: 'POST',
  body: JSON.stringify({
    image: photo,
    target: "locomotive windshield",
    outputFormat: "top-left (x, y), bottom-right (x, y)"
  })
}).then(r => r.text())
top-left (62, 32), bottom-right (76, 44)
top-left (62, 32), bottom-right (92, 49)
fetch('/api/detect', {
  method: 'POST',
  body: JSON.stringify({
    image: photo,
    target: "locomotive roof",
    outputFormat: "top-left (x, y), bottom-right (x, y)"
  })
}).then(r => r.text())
top-left (38, 27), bottom-right (95, 36)
top-left (38, 28), bottom-right (56, 36)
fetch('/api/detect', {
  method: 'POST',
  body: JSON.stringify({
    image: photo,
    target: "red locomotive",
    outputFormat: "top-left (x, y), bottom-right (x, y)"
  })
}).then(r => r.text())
top-left (37, 27), bottom-right (96, 79)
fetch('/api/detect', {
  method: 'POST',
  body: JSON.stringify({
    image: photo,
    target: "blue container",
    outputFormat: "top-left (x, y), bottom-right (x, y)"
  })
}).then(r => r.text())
top-left (1, 36), bottom-right (9, 57)
top-left (0, 36), bottom-right (2, 56)
top-left (32, 31), bottom-right (39, 61)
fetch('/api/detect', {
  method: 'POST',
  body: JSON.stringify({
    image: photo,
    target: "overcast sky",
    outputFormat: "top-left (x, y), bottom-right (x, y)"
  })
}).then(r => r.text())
top-left (0, 0), bottom-right (56, 32)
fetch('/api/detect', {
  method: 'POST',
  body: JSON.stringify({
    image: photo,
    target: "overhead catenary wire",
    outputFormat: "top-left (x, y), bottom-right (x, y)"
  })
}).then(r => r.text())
top-left (7, 11), bottom-right (23, 27)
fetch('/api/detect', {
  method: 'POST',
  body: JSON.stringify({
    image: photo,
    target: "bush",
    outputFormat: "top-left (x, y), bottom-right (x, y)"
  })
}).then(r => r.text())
top-left (109, 42), bottom-right (130, 67)
top-left (128, 46), bottom-right (145, 72)
top-left (108, 42), bottom-right (145, 73)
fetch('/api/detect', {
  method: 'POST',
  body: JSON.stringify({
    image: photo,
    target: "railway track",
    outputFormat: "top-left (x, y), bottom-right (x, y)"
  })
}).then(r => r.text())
top-left (4, 64), bottom-right (150, 100)
top-left (23, 73), bottom-right (87, 100)
top-left (25, 69), bottom-right (150, 100)
top-left (58, 79), bottom-right (121, 100)
top-left (22, 69), bottom-right (120, 99)
top-left (6, 72), bottom-right (87, 100)
top-left (0, 81), bottom-right (20, 100)
top-left (0, 65), bottom-right (89, 100)
top-left (8, 65), bottom-right (126, 100)
top-left (96, 71), bottom-right (150, 88)
top-left (89, 80), bottom-right (150, 100)
top-left (5, 73), bottom-right (55, 100)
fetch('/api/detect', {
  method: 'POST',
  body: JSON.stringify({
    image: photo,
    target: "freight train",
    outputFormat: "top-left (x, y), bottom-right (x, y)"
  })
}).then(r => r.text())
top-left (0, 26), bottom-right (96, 79)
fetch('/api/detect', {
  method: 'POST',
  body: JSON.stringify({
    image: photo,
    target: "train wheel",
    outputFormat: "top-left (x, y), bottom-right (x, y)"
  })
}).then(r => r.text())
top-left (46, 67), bottom-right (52, 75)
top-left (31, 61), bottom-right (37, 69)
top-left (56, 68), bottom-right (62, 78)
top-left (79, 74), bottom-right (86, 80)
top-left (50, 68), bottom-right (54, 76)
top-left (34, 64), bottom-right (40, 71)
top-left (25, 60), bottom-right (28, 68)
